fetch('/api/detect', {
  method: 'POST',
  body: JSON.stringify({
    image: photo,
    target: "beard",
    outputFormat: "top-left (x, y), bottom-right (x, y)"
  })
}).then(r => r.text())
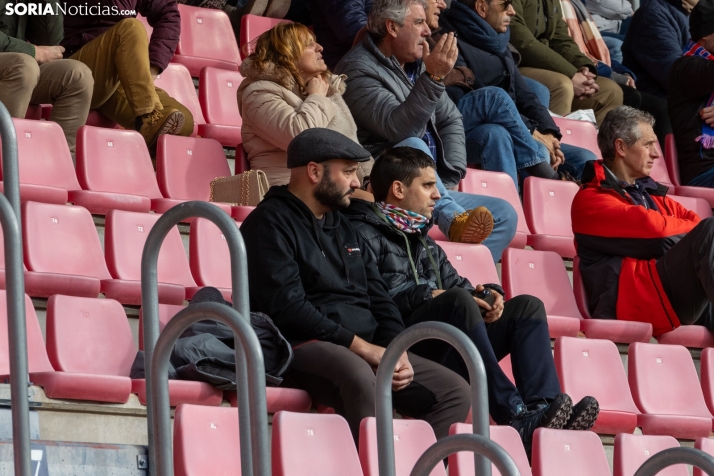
top-left (314, 168), bottom-right (354, 210)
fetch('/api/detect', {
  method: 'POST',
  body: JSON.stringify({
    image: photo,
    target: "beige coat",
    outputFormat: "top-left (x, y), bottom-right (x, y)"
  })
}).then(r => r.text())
top-left (238, 58), bottom-right (369, 186)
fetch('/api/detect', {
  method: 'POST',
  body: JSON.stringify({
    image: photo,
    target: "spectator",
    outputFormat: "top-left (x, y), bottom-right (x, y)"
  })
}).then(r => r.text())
top-left (311, 0), bottom-right (373, 70)
top-left (183, 0), bottom-right (273, 45)
top-left (344, 146), bottom-right (599, 454)
top-left (621, 0), bottom-right (696, 98)
top-left (0, 0), bottom-right (92, 153)
top-left (62, 0), bottom-right (194, 149)
top-left (572, 106), bottom-right (714, 337)
top-left (585, 0), bottom-right (633, 35)
top-left (238, 23), bottom-right (373, 187)
top-left (508, 0), bottom-right (624, 125)
top-left (241, 128), bottom-right (471, 441)
top-left (335, 0), bottom-right (519, 260)
top-left (668, 0), bottom-right (714, 187)
top-left (439, 0), bottom-right (598, 181)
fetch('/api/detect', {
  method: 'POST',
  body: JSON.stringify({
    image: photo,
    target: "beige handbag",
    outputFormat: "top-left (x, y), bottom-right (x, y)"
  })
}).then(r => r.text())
top-left (209, 170), bottom-right (269, 206)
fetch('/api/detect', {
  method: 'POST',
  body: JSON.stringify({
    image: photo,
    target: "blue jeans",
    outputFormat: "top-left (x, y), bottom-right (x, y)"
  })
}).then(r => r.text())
top-left (533, 142), bottom-right (598, 180)
top-left (394, 137), bottom-right (518, 262)
top-left (688, 166), bottom-right (714, 188)
top-left (522, 77), bottom-right (551, 109)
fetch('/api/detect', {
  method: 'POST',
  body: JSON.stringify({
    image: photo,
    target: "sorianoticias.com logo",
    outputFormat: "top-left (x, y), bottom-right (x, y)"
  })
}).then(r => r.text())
top-left (5, 3), bottom-right (136, 15)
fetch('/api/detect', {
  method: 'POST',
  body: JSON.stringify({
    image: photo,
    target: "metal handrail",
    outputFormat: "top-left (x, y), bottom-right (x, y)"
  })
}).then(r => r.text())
top-left (633, 447), bottom-right (714, 476)
top-left (0, 102), bottom-right (30, 476)
top-left (149, 302), bottom-right (269, 476)
top-left (375, 321), bottom-right (492, 476)
top-left (140, 201), bottom-right (253, 476)
top-left (410, 433), bottom-right (520, 476)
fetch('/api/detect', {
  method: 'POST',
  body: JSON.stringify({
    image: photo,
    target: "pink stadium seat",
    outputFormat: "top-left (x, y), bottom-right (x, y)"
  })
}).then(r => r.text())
top-left (649, 142), bottom-right (675, 188)
top-left (668, 194), bottom-right (713, 219)
top-left (85, 110), bottom-right (118, 129)
top-left (69, 126), bottom-right (163, 215)
top-left (501, 248), bottom-right (580, 338)
top-left (614, 434), bottom-right (685, 476)
top-left (552, 117), bottom-right (602, 160)
top-left (136, 14), bottom-right (153, 37)
top-left (657, 325), bottom-right (714, 348)
top-left (555, 337), bottom-right (640, 435)
top-left (227, 387), bottom-right (313, 414)
top-left (22, 201), bottom-right (111, 298)
top-left (628, 342), bottom-right (713, 438)
top-left (448, 423), bottom-right (532, 476)
top-left (39, 295), bottom-right (135, 403)
top-left (699, 348), bottom-right (714, 418)
top-left (359, 417), bottom-right (445, 476)
top-left (154, 63), bottom-right (205, 136)
top-left (239, 14), bottom-right (291, 59)
top-left (172, 4), bottom-right (241, 76)
top-left (103, 209), bottom-right (200, 305)
top-left (232, 205), bottom-right (255, 222)
top-left (24, 105), bottom-right (42, 120)
top-left (173, 405), bottom-right (240, 476)
top-left (236, 144), bottom-right (250, 174)
top-left (197, 67), bottom-right (244, 147)
top-left (189, 218), bottom-right (238, 300)
top-left (427, 226), bottom-right (448, 242)
top-left (138, 303), bottom-right (186, 350)
top-left (0, 292), bottom-right (54, 378)
top-left (532, 428), bottom-right (610, 476)
top-left (272, 411), bottom-right (363, 476)
top-left (665, 134), bottom-right (714, 207)
top-left (153, 135), bottom-right (233, 217)
top-left (694, 437), bottom-right (714, 476)
top-left (438, 243), bottom-right (500, 285)
top-left (459, 169), bottom-right (530, 248)
top-left (522, 177), bottom-right (578, 258)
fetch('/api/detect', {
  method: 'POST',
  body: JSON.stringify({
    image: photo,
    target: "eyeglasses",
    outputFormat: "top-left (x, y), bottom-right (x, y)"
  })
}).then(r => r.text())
top-left (492, 0), bottom-right (513, 10)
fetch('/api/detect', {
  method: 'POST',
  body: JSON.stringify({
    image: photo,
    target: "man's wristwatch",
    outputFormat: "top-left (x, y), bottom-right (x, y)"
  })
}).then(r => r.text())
top-left (426, 72), bottom-right (444, 83)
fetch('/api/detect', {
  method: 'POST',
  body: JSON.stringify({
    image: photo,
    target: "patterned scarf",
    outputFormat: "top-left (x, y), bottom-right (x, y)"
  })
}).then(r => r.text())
top-left (683, 40), bottom-right (714, 149)
top-left (376, 202), bottom-right (429, 234)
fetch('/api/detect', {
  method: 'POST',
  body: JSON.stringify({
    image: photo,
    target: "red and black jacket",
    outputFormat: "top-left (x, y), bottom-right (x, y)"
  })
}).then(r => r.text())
top-left (572, 161), bottom-right (700, 336)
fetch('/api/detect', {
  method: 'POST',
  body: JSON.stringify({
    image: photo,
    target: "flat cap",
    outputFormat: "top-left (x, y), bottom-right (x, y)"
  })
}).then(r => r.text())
top-left (287, 128), bottom-right (371, 168)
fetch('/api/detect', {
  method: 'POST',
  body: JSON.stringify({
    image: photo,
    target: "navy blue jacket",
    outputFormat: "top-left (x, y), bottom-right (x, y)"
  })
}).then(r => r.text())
top-left (621, 0), bottom-right (690, 98)
top-left (310, 0), bottom-right (372, 70)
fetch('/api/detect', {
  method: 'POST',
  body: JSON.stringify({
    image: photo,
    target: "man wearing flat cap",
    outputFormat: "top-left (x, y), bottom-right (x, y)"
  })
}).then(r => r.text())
top-left (240, 128), bottom-right (471, 442)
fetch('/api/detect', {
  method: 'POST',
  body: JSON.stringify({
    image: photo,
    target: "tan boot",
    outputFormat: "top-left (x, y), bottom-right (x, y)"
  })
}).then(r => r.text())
top-left (448, 206), bottom-right (494, 244)
top-left (135, 108), bottom-right (185, 148)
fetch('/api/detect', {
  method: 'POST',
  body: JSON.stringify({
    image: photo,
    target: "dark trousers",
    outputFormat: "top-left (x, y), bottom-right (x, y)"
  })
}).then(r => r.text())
top-left (282, 341), bottom-right (471, 442)
top-left (657, 217), bottom-right (714, 329)
top-left (404, 288), bottom-right (561, 425)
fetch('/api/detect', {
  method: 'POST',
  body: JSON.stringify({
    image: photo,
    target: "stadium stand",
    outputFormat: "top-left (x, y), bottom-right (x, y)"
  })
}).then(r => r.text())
top-left (189, 218), bottom-right (237, 300)
top-left (665, 134), bottom-right (714, 208)
top-left (138, 303), bottom-right (186, 350)
top-left (522, 177), bottom-right (578, 258)
top-left (438, 242), bottom-right (500, 285)
top-left (449, 423), bottom-right (533, 476)
top-left (552, 116), bottom-right (603, 161)
top-left (239, 14), bottom-right (291, 59)
top-left (531, 428), bottom-right (611, 476)
top-left (153, 63), bottom-right (206, 137)
top-left (694, 437), bottom-right (714, 476)
top-left (613, 433), bottom-right (686, 476)
top-left (197, 67), bottom-right (245, 147)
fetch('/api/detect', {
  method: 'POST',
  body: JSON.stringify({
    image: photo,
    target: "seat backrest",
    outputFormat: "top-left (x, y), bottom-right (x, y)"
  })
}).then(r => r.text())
top-left (173, 404), bottom-right (241, 476)
top-left (0, 291), bottom-right (53, 376)
top-left (552, 117), bottom-right (602, 160)
top-left (22, 201), bottom-right (111, 279)
top-left (176, 4), bottom-right (240, 64)
top-left (75, 126), bottom-right (163, 199)
top-left (555, 336), bottom-right (639, 414)
top-left (694, 437), bottom-right (714, 476)
top-left (628, 342), bottom-right (712, 418)
top-left (199, 67), bottom-right (244, 126)
top-left (189, 218), bottom-right (239, 289)
top-left (1, 119), bottom-right (81, 191)
top-left (46, 295), bottom-right (136, 376)
top-left (614, 433), bottom-right (685, 476)
top-left (532, 428), bottom-right (610, 476)
top-left (649, 142), bottom-right (674, 188)
top-left (239, 14), bottom-right (291, 58)
top-left (359, 417), bottom-right (446, 476)
top-left (448, 423), bottom-right (532, 476)
top-left (522, 177), bottom-right (578, 237)
top-left (272, 411), bottom-right (363, 476)
top-left (571, 256), bottom-right (593, 318)
top-left (501, 248), bottom-right (581, 318)
top-left (154, 63), bottom-right (206, 126)
top-left (698, 348), bottom-right (714, 416)
top-left (233, 206), bottom-right (255, 222)
top-left (138, 303), bottom-right (185, 350)
top-left (104, 209), bottom-right (196, 287)
top-left (664, 134), bottom-right (682, 187)
top-left (156, 135), bottom-right (230, 201)
top-left (438, 242), bottom-right (500, 286)
top-left (460, 169), bottom-right (531, 235)
top-left (668, 194), bottom-right (713, 219)
top-left (137, 14), bottom-right (153, 38)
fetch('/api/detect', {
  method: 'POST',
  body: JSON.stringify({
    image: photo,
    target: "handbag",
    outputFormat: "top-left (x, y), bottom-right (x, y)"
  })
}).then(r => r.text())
top-left (209, 170), bottom-right (269, 206)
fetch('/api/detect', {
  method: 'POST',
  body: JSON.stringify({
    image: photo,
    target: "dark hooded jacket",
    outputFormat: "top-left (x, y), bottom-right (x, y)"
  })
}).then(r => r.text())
top-left (572, 160), bottom-right (700, 335)
top-left (240, 186), bottom-right (405, 348)
top-left (310, 0), bottom-right (372, 70)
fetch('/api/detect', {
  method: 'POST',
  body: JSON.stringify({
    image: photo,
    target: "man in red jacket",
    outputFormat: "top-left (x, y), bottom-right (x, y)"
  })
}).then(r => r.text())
top-left (572, 106), bottom-right (714, 336)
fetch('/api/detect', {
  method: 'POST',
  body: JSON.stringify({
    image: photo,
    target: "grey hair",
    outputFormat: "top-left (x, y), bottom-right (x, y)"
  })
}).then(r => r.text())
top-left (368, 0), bottom-right (429, 42)
top-left (597, 106), bottom-right (656, 162)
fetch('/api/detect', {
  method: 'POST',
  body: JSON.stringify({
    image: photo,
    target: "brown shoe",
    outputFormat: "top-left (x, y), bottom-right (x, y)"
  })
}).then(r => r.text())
top-left (448, 206), bottom-right (494, 244)
top-left (135, 108), bottom-right (185, 148)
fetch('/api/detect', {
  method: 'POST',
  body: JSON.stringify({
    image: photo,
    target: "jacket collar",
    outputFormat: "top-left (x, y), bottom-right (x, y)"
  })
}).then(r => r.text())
top-left (443, 2), bottom-right (511, 55)
top-left (581, 160), bottom-right (669, 198)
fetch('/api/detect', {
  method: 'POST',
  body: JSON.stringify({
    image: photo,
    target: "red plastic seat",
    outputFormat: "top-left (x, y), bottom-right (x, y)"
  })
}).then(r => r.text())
top-left (501, 248), bottom-right (580, 338)
top-left (136, 14), bottom-right (153, 37)
top-left (272, 411), bottom-right (363, 476)
top-left (694, 437), bottom-right (714, 476)
top-left (22, 201), bottom-right (111, 298)
top-left (189, 218), bottom-right (240, 300)
top-left (459, 169), bottom-right (530, 248)
top-left (427, 226), bottom-right (448, 242)
top-left (522, 177), bottom-right (578, 258)
top-left (235, 144), bottom-right (250, 174)
top-left (448, 423), bottom-right (532, 476)
top-left (69, 126), bottom-right (163, 214)
top-left (438, 243), bottom-right (500, 285)
top-left (668, 194), bottom-right (713, 218)
top-left (0, 291), bottom-right (54, 378)
top-left (232, 205), bottom-right (255, 222)
top-left (198, 67), bottom-right (244, 147)
top-left (555, 336), bottom-right (640, 435)
top-left (552, 117), bottom-right (603, 160)
top-left (38, 295), bottom-right (135, 403)
top-left (628, 342), bottom-right (713, 439)
top-left (657, 325), bottom-right (714, 348)
top-left (227, 387), bottom-right (313, 414)
top-left (532, 428), bottom-right (610, 476)
top-left (613, 433), bottom-right (685, 476)
top-left (172, 4), bottom-right (240, 76)
top-left (154, 63), bottom-right (205, 136)
top-left (359, 417), bottom-right (445, 476)
top-left (138, 303), bottom-right (186, 350)
top-left (103, 209), bottom-right (200, 305)
top-left (239, 14), bottom-right (291, 59)
top-left (699, 348), bottom-right (714, 419)
top-left (664, 134), bottom-right (714, 207)
top-left (25, 105), bottom-right (42, 120)
top-left (85, 110), bottom-right (118, 129)
top-left (153, 135), bottom-right (233, 217)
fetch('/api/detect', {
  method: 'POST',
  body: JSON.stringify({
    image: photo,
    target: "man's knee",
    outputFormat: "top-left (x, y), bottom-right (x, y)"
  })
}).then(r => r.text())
top-left (3, 53), bottom-right (40, 87)
top-left (440, 288), bottom-right (484, 329)
top-left (504, 294), bottom-right (548, 323)
top-left (48, 59), bottom-right (94, 97)
top-left (113, 18), bottom-right (150, 44)
top-left (693, 217), bottom-right (714, 238)
top-left (594, 77), bottom-right (624, 107)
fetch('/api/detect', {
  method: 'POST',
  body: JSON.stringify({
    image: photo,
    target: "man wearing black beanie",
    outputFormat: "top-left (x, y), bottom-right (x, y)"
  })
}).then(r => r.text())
top-left (668, 0), bottom-right (714, 187)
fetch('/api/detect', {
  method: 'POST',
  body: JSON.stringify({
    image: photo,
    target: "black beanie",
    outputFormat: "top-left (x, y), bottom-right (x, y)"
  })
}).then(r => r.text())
top-left (690, 0), bottom-right (714, 41)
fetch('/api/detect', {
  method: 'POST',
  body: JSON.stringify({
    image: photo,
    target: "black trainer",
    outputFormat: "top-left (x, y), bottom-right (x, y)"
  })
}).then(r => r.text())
top-left (564, 396), bottom-right (599, 430)
top-left (510, 393), bottom-right (573, 457)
